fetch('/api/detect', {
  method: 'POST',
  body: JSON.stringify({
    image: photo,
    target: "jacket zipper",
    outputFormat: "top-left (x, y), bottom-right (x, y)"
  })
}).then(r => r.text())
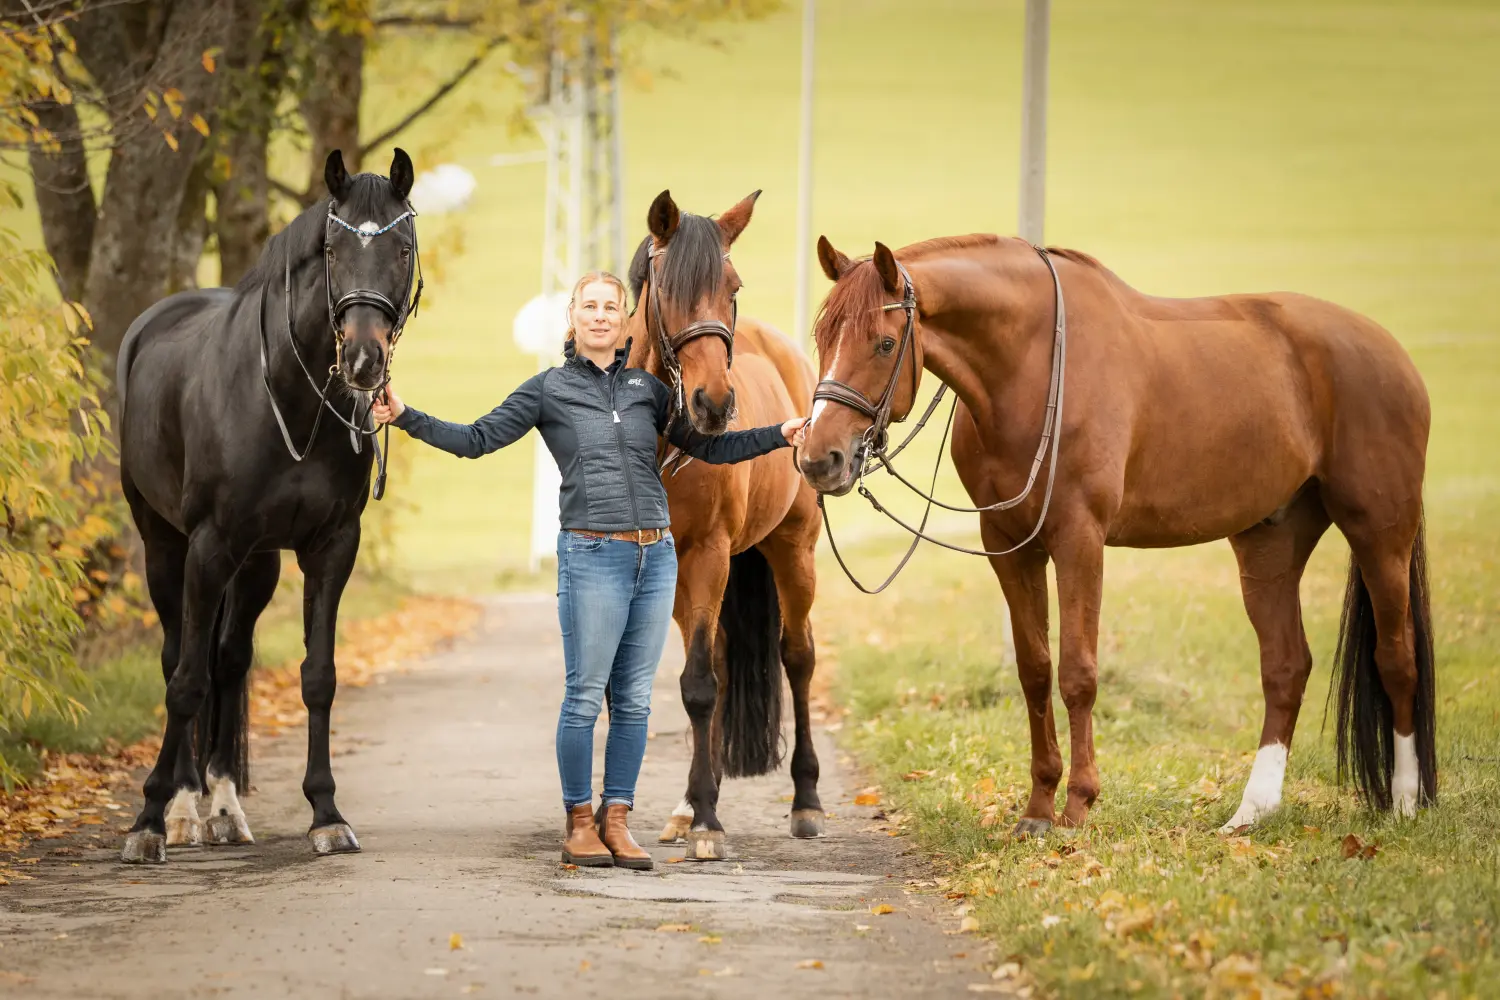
top-left (587, 361), bottom-right (641, 529)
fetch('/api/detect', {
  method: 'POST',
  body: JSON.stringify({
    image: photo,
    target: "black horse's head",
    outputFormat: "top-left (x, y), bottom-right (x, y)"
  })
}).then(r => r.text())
top-left (322, 149), bottom-right (417, 392)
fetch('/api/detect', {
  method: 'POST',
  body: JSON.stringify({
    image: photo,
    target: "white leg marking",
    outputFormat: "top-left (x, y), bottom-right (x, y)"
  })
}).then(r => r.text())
top-left (672, 796), bottom-right (694, 820)
top-left (1392, 733), bottom-right (1419, 818)
top-left (165, 788), bottom-right (203, 846)
top-left (205, 769), bottom-right (254, 843)
top-left (1219, 743), bottom-right (1288, 832)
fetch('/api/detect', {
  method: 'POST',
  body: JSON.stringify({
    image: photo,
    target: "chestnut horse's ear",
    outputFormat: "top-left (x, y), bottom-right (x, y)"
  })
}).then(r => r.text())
top-left (647, 189), bottom-right (680, 243)
top-left (873, 241), bottom-right (902, 296)
top-left (816, 235), bottom-right (851, 282)
top-left (716, 189), bottom-right (760, 245)
top-left (324, 149), bottom-right (352, 201)
top-left (389, 147), bottom-right (414, 201)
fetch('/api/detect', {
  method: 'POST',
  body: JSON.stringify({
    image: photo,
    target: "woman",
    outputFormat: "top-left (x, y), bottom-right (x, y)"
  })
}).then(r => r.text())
top-left (372, 271), bottom-right (805, 869)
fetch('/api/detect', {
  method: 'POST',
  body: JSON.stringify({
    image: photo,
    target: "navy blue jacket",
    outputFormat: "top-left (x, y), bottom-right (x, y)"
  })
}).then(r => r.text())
top-left (393, 343), bottom-right (789, 532)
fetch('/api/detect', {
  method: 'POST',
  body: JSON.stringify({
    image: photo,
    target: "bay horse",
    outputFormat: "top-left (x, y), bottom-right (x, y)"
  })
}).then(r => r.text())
top-left (799, 233), bottom-right (1435, 835)
top-left (620, 190), bottom-right (824, 860)
top-left (115, 150), bottom-right (421, 863)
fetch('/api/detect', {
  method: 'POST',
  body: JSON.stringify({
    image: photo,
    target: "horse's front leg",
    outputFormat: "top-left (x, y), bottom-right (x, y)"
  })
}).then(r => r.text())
top-left (123, 525), bottom-right (239, 863)
top-left (296, 521), bottom-right (362, 854)
top-left (659, 540), bottom-right (731, 860)
top-left (1052, 524), bottom-right (1106, 828)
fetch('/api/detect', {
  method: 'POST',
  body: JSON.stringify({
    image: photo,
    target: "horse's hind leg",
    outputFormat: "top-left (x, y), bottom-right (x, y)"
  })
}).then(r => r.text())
top-left (759, 514), bottom-right (824, 839)
top-left (1221, 489), bottom-right (1330, 832)
top-left (297, 522), bottom-right (362, 854)
top-left (204, 551), bottom-right (281, 845)
top-left (123, 524), bottom-right (240, 864)
top-left (984, 533), bottom-right (1060, 838)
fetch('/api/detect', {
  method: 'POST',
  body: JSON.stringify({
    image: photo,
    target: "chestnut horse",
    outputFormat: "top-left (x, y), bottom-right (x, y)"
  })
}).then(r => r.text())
top-left (619, 190), bottom-right (824, 860)
top-left (799, 233), bottom-right (1435, 836)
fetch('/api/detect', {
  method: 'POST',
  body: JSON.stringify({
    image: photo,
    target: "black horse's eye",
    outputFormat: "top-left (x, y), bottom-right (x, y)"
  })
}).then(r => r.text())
top-left (878, 337), bottom-right (897, 355)
top-left (401, 246), bottom-right (411, 259)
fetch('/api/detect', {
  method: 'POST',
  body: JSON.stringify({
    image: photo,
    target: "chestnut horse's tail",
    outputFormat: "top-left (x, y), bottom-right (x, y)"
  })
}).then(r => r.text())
top-left (718, 547), bottom-right (786, 778)
top-left (1331, 518), bottom-right (1437, 809)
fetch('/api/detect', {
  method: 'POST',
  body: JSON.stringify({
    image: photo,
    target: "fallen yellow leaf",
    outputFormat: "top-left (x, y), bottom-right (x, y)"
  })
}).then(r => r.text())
top-left (656, 923), bottom-right (693, 933)
top-left (871, 904), bottom-right (896, 915)
top-left (698, 936), bottom-right (722, 944)
top-left (795, 959), bottom-right (824, 970)
top-left (449, 933), bottom-right (463, 950)
top-left (959, 916), bottom-right (981, 933)
top-left (854, 792), bottom-right (881, 806)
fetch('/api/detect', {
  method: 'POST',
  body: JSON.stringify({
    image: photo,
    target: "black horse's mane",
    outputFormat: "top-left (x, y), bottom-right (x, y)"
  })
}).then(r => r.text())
top-left (627, 212), bottom-right (724, 314)
top-left (234, 174), bottom-right (399, 296)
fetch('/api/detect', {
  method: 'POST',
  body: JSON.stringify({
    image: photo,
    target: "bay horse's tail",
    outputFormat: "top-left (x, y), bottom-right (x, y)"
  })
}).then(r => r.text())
top-left (718, 547), bottom-right (785, 778)
top-left (1331, 517), bottom-right (1437, 810)
top-left (193, 598), bottom-right (252, 792)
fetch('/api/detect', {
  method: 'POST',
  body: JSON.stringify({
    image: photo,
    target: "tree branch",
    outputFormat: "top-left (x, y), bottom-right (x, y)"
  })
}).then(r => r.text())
top-left (373, 14), bottom-right (478, 30)
top-left (357, 36), bottom-right (502, 157)
top-left (268, 174), bottom-right (310, 207)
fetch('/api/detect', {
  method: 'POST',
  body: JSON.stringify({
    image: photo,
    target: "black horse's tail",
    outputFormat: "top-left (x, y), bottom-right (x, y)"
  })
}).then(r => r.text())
top-left (194, 599), bottom-right (252, 792)
top-left (718, 547), bottom-right (785, 778)
top-left (1331, 519), bottom-right (1438, 810)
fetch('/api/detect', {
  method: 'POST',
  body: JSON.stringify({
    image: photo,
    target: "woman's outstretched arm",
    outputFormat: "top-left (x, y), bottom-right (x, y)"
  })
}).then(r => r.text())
top-left (376, 374), bottom-right (546, 459)
top-left (652, 378), bottom-right (806, 465)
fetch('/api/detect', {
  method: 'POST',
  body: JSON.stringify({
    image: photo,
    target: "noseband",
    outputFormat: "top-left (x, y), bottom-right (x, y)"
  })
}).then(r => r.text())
top-left (258, 202), bottom-right (424, 501)
top-left (644, 243), bottom-right (737, 419)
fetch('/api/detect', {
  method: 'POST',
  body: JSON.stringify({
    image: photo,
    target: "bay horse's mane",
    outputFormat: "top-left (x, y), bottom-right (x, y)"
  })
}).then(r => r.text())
top-left (813, 234), bottom-right (1105, 355)
top-left (233, 174), bottom-right (398, 298)
top-left (627, 212), bottom-right (725, 315)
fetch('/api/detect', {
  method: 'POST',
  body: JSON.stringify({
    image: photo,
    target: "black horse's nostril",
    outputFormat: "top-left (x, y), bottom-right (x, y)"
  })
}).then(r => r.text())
top-left (826, 448), bottom-right (845, 472)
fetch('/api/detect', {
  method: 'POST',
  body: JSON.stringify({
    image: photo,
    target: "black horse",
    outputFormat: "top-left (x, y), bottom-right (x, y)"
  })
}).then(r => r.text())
top-left (116, 150), bottom-right (420, 863)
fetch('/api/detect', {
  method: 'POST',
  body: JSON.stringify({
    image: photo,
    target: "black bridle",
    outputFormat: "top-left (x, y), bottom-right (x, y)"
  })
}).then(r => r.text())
top-left (809, 245), bottom-right (1068, 594)
top-left (258, 202), bottom-right (424, 501)
top-left (643, 243), bottom-right (737, 422)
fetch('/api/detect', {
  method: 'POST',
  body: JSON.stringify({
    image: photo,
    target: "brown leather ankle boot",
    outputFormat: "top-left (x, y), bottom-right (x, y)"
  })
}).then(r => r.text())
top-left (597, 803), bottom-right (653, 870)
top-left (562, 803), bottom-right (612, 866)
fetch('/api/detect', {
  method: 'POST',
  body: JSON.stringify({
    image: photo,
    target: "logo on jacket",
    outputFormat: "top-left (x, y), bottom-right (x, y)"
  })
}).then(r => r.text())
top-left (627, 377), bottom-right (644, 386)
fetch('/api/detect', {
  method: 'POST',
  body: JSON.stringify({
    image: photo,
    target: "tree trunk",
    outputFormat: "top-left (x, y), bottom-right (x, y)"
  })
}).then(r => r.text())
top-left (300, 23), bottom-right (365, 204)
top-left (81, 0), bottom-right (231, 364)
top-left (25, 99), bottom-right (96, 303)
top-left (167, 149), bottom-right (213, 294)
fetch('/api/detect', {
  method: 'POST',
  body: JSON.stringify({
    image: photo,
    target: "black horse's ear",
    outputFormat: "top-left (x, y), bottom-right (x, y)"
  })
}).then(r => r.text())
top-left (873, 242), bottom-right (902, 296)
top-left (390, 147), bottom-right (414, 201)
top-left (716, 189), bottom-right (760, 245)
top-left (325, 149), bottom-right (352, 201)
top-left (817, 235), bottom-right (851, 282)
top-left (648, 189), bottom-right (680, 243)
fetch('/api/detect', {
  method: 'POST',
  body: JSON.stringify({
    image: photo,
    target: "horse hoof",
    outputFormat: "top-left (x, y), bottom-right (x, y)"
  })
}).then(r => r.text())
top-left (790, 809), bottom-right (826, 839)
top-left (658, 815), bottom-right (691, 844)
top-left (120, 830), bottom-right (167, 865)
top-left (687, 829), bottom-right (726, 861)
top-left (309, 823), bottom-right (361, 855)
top-left (165, 816), bottom-right (203, 847)
top-left (1012, 817), bottom-right (1052, 840)
top-left (206, 812), bottom-right (254, 845)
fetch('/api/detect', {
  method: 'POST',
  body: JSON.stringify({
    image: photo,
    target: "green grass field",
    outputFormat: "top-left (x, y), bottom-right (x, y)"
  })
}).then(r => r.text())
top-left (5, 0), bottom-right (1497, 993)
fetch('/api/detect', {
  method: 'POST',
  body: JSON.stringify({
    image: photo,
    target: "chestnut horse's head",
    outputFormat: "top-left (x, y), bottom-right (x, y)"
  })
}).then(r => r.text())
top-left (628, 189), bottom-right (759, 435)
top-left (800, 237), bottom-right (923, 495)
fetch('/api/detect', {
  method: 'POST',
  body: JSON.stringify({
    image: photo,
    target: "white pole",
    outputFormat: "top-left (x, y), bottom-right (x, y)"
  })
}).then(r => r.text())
top-left (609, 24), bottom-right (627, 275)
top-left (1017, 0), bottom-right (1050, 245)
top-left (792, 0), bottom-right (816, 346)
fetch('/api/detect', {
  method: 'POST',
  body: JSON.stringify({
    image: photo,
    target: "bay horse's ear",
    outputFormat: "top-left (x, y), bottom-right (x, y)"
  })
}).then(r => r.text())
top-left (324, 149), bottom-right (352, 201)
top-left (716, 189), bottom-right (761, 245)
top-left (390, 147), bottom-right (415, 201)
top-left (817, 235), bottom-right (851, 282)
top-left (647, 189), bottom-right (680, 243)
top-left (873, 241), bottom-right (902, 297)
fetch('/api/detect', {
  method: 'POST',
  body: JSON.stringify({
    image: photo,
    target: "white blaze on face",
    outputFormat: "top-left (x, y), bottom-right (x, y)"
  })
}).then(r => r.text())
top-left (357, 220), bottom-right (378, 249)
top-left (1392, 732), bottom-right (1419, 818)
top-left (1219, 742), bottom-right (1288, 832)
top-left (809, 337), bottom-right (844, 427)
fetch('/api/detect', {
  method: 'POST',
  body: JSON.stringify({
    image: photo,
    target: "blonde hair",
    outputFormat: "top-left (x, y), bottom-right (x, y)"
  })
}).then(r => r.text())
top-left (565, 271), bottom-right (628, 342)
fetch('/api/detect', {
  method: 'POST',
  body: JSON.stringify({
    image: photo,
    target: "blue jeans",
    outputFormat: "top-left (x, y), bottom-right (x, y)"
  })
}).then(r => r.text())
top-left (555, 530), bottom-right (678, 809)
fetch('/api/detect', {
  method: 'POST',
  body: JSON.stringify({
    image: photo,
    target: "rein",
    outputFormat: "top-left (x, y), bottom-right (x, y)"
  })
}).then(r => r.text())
top-left (257, 202), bottom-right (424, 501)
top-left (812, 244), bottom-right (1068, 593)
top-left (644, 243), bottom-right (737, 424)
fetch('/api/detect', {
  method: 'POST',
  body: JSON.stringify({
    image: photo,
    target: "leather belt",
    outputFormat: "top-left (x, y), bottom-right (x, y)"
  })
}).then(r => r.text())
top-left (569, 528), bottom-right (668, 545)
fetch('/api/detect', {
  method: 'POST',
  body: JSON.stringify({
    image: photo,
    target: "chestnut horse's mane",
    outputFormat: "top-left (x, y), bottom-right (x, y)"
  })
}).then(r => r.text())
top-left (814, 234), bottom-right (1105, 355)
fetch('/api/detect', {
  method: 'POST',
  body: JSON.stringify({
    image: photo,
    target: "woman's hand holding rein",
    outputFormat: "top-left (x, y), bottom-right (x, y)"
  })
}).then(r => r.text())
top-left (781, 416), bottom-right (809, 447)
top-left (373, 387), bottom-right (405, 425)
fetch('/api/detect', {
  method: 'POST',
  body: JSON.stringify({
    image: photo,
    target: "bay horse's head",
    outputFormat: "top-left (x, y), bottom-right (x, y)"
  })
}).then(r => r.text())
top-left (800, 237), bottom-right (923, 496)
top-left (628, 189), bottom-right (758, 435)
top-left (322, 148), bottom-right (420, 392)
